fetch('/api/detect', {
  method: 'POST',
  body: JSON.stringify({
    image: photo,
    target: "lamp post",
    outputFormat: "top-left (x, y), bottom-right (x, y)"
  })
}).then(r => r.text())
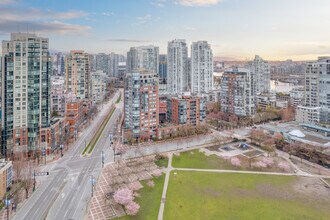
top-left (60, 144), bottom-right (64, 157)
top-left (90, 175), bottom-right (95, 197)
top-left (74, 129), bottom-right (78, 141)
top-left (33, 170), bottom-right (36, 192)
top-left (5, 195), bottom-right (11, 220)
top-left (101, 151), bottom-right (104, 168)
top-left (109, 134), bottom-right (115, 162)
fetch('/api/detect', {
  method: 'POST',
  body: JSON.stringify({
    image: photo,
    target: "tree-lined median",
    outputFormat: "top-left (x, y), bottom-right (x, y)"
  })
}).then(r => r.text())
top-left (82, 107), bottom-right (116, 156)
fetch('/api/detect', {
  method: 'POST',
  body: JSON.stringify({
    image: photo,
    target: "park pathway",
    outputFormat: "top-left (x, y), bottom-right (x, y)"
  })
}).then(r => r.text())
top-left (157, 154), bottom-right (173, 220)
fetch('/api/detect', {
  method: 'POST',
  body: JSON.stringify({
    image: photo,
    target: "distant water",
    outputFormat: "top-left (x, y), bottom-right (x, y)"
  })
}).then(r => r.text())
top-left (270, 80), bottom-right (297, 93)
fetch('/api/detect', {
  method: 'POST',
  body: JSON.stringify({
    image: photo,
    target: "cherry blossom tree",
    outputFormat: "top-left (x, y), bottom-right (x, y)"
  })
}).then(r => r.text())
top-left (230, 157), bottom-right (241, 166)
top-left (129, 181), bottom-right (143, 191)
top-left (125, 201), bottom-right (140, 216)
top-left (278, 162), bottom-right (290, 172)
top-left (253, 161), bottom-right (267, 169)
top-left (152, 169), bottom-right (162, 177)
top-left (261, 157), bottom-right (274, 167)
top-left (114, 188), bottom-right (134, 205)
top-left (147, 180), bottom-right (155, 188)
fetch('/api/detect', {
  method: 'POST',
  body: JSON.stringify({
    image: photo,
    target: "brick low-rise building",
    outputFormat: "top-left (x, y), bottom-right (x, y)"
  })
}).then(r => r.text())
top-left (65, 97), bottom-right (85, 137)
top-left (0, 160), bottom-right (12, 199)
top-left (166, 93), bottom-right (205, 126)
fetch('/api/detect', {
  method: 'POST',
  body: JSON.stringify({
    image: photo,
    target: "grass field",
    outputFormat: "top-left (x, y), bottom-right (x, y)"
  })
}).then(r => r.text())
top-left (172, 149), bottom-right (291, 173)
top-left (116, 174), bottom-right (165, 220)
top-left (164, 171), bottom-right (330, 220)
top-left (172, 150), bottom-right (239, 170)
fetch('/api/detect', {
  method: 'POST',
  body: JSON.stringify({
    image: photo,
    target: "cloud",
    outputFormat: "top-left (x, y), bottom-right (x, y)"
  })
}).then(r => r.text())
top-left (0, 6), bottom-right (89, 35)
top-left (136, 14), bottom-right (152, 25)
top-left (0, 7), bottom-right (88, 21)
top-left (0, 0), bottom-right (16, 5)
top-left (102, 12), bottom-right (115, 16)
top-left (108, 39), bottom-right (150, 43)
top-left (0, 19), bottom-right (90, 35)
top-left (175, 0), bottom-right (222, 6)
top-left (184, 26), bottom-right (196, 31)
top-left (151, 0), bottom-right (166, 7)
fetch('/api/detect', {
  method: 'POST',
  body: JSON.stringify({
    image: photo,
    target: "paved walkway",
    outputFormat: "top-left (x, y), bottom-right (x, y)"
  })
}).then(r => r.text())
top-left (157, 154), bottom-right (172, 220)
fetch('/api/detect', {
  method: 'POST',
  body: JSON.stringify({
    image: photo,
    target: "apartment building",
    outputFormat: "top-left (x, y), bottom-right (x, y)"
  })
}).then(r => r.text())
top-left (1, 33), bottom-right (51, 156)
top-left (191, 41), bottom-right (213, 95)
top-left (167, 39), bottom-right (189, 94)
top-left (65, 50), bottom-right (90, 100)
top-left (220, 67), bottom-right (255, 116)
top-left (123, 71), bottom-right (159, 142)
top-left (166, 93), bottom-right (205, 126)
top-left (126, 46), bottom-right (159, 74)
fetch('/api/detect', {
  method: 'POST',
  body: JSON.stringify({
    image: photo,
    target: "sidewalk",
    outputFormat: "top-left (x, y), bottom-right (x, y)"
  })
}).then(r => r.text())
top-left (157, 154), bottom-right (173, 220)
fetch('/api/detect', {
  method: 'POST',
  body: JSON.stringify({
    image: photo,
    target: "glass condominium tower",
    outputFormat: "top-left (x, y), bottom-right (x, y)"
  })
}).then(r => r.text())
top-left (1, 33), bottom-right (51, 157)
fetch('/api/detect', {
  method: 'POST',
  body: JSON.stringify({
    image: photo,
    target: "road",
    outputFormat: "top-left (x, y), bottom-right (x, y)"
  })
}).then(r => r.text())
top-left (13, 90), bottom-right (122, 220)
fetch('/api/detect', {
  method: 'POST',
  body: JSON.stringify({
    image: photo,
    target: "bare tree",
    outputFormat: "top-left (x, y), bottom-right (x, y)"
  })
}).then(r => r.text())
top-left (18, 160), bottom-right (35, 199)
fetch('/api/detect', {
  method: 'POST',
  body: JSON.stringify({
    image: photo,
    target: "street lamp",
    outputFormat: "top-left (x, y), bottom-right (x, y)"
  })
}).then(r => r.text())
top-left (74, 129), bottom-right (78, 141)
top-left (109, 134), bottom-right (115, 162)
top-left (5, 195), bottom-right (11, 220)
top-left (33, 170), bottom-right (36, 192)
top-left (101, 151), bottom-right (104, 168)
top-left (90, 175), bottom-right (95, 197)
top-left (60, 144), bottom-right (64, 157)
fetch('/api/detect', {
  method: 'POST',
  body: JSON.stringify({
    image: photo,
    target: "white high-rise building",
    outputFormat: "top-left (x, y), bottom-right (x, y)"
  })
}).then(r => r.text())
top-left (301, 57), bottom-right (330, 124)
top-left (126, 46), bottom-right (159, 74)
top-left (191, 41), bottom-right (213, 95)
top-left (167, 39), bottom-right (188, 94)
top-left (246, 55), bottom-right (270, 95)
top-left (109, 53), bottom-right (126, 77)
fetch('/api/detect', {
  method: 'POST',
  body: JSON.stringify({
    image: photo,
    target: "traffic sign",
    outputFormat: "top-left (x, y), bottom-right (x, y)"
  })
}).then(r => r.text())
top-left (5, 199), bottom-right (11, 206)
top-left (90, 178), bottom-right (96, 186)
top-left (34, 172), bottom-right (49, 176)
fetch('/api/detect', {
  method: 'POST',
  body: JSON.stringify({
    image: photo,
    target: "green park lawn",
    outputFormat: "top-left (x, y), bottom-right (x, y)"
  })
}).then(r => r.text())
top-left (172, 149), bottom-right (238, 170)
top-left (325, 178), bottom-right (330, 185)
top-left (116, 174), bottom-right (165, 220)
top-left (164, 171), bottom-right (330, 220)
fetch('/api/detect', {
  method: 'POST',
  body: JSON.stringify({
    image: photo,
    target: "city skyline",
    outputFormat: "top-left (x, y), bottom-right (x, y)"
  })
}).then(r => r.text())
top-left (0, 0), bottom-right (330, 60)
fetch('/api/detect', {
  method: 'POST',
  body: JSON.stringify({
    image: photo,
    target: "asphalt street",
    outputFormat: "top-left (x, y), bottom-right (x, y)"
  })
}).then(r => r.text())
top-left (12, 91), bottom-right (122, 220)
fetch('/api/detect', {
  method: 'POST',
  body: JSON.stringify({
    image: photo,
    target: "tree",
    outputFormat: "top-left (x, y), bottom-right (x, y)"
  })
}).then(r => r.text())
top-left (280, 104), bottom-right (295, 122)
top-left (263, 138), bottom-right (276, 157)
top-left (129, 182), bottom-right (143, 191)
top-left (285, 142), bottom-right (298, 159)
top-left (274, 133), bottom-right (285, 149)
top-left (146, 180), bottom-right (155, 188)
top-left (21, 161), bottom-right (34, 199)
top-left (125, 201), bottom-right (140, 216)
top-left (250, 129), bottom-right (267, 146)
top-left (261, 157), bottom-right (274, 167)
top-left (230, 157), bottom-right (241, 166)
top-left (278, 162), bottom-right (290, 172)
top-left (114, 188), bottom-right (134, 205)
top-left (253, 161), bottom-right (267, 169)
top-left (152, 169), bottom-right (162, 177)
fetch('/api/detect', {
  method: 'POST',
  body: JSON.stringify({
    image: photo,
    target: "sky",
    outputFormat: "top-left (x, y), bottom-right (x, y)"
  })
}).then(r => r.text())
top-left (0, 0), bottom-right (330, 60)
